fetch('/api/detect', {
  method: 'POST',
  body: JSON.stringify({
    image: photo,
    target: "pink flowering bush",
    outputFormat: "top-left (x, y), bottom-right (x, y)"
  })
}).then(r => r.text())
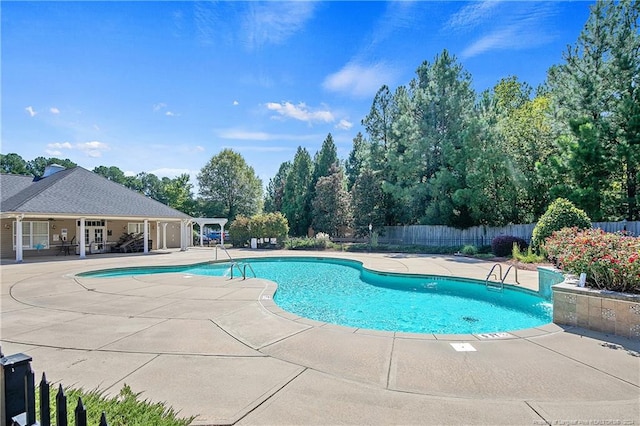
top-left (544, 227), bottom-right (640, 294)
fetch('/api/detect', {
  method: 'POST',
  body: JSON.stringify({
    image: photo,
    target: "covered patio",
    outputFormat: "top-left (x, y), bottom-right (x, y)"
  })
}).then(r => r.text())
top-left (0, 165), bottom-right (192, 262)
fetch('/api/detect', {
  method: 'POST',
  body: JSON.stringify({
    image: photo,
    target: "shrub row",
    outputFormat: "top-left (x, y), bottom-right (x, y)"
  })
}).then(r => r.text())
top-left (544, 227), bottom-right (640, 294)
top-left (284, 236), bottom-right (336, 250)
top-left (229, 212), bottom-right (288, 248)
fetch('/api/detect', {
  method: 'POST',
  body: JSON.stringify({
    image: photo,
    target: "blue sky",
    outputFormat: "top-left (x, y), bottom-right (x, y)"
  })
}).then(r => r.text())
top-left (2, 1), bottom-right (592, 192)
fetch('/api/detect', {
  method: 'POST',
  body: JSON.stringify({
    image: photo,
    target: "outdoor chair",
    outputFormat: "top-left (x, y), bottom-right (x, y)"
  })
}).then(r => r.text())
top-left (56, 236), bottom-right (75, 256)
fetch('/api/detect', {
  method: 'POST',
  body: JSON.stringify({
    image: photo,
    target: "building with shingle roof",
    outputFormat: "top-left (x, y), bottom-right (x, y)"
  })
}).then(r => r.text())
top-left (1, 165), bottom-right (192, 262)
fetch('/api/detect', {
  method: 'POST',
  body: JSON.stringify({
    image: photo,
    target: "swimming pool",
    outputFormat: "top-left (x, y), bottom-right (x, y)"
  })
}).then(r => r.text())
top-left (80, 257), bottom-right (552, 334)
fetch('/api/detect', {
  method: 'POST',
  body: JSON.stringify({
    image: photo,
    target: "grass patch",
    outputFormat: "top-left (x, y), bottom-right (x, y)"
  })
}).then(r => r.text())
top-left (512, 244), bottom-right (546, 264)
top-left (37, 384), bottom-right (194, 426)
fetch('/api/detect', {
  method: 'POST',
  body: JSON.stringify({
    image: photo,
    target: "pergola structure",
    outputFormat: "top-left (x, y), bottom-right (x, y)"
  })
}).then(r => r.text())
top-left (191, 218), bottom-right (228, 246)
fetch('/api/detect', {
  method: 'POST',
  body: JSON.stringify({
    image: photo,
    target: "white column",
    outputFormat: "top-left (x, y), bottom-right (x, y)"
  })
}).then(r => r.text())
top-left (143, 219), bottom-right (149, 253)
top-left (180, 220), bottom-right (187, 251)
top-left (199, 222), bottom-right (204, 247)
top-left (220, 224), bottom-right (225, 246)
top-left (15, 216), bottom-right (23, 263)
top-left (156, 221), bottom-right (160, 251)
top-left (79, 218), bottom-right (86, 258)
top-left (162, 223), bottom-right (168, 249)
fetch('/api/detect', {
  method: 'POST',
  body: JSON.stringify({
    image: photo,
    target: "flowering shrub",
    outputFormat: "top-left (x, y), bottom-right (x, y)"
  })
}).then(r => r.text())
top-left (544, 227), bottom-right (640, 294)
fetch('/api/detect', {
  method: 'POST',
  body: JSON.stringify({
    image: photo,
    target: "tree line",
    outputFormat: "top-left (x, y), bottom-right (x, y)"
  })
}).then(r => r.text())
top-left (2, 1), bottom-right (638, 238)
top-left (265, 0), bottom-right (639, 236)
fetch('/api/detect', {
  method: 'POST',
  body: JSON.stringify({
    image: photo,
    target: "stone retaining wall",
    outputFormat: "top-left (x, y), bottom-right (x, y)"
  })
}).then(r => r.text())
top-left (553, 282), bottom-right (640, 340)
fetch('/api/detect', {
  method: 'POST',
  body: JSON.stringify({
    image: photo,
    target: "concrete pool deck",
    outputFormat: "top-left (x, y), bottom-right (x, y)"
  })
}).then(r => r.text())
top-left (1, 248), bottom-right (638, 425)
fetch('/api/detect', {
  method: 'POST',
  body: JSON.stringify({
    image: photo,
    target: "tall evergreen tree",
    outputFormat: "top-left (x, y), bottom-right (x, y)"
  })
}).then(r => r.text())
top-left (311, 165), bottom-right (352, 237)
top-left (264, 161), bottom-right (292, 213)
top-left (282, 147), bottom-right (314, 236)
top-left (547, 0), bottom-right (640, 220)
top-left (345, 132), bottom-right (370, 191)
top-left (351, 169), bottom-right (385, 237)
top-left (413, 50), bottom-right (476, 226)
top-left (313, 133), bottom-right (339, 183)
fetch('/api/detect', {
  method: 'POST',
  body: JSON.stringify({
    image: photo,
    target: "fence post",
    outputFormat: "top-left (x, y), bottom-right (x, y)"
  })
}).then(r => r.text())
top-left (56, 384), bottom-right (67, 426)
top-left (74, 398), bottom-right (87, 426)
top-left (40, 373), bottom-right (50, 426)
top-left (0, 351), bottom-right (36, 426)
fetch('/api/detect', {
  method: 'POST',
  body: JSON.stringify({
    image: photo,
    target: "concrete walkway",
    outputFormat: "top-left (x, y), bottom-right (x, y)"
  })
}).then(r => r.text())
top-left (1, 248), bottom-right (638, 425)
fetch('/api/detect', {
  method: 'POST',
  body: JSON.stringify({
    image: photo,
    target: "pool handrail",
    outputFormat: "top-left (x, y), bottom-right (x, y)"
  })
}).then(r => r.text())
top-left (485, 264), bottom-right (504, 291)
top-left (501, 264), bottom-right (520, 285)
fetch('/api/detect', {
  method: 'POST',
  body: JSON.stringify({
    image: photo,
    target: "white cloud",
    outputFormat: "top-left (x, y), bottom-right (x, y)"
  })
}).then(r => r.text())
top-left (243, 2), bottom-right (316, 49)
top-left (45, 140), bottom-right (110, 158)
top-left (323, 63), bottom-right (396, 98)
top-left (195, 145), bottom-right (205, 152)
top-left (217, 128), bottom-right (322, 142)
top-left (446, 1), bottom-right (502, 31)
top-left (153, 103), bottom-right (167, 112)
top-left (165, 111), bottom-right (176, 117)
top-left (449, 2), bottom-right (559, 59)
top-left (460, 21), bottom-right (555, 59)
top-left (149, 167), bottom-right (192, 179)
top-left (50, 107), bottom-right (60, 115)
top-left (265, 102), bottom-right (334, 123)
top-left (224, 145), bottom-right (291, 153)
top-left (25, 106), bottom-right (37, 117)
top-left (233, 100), bottom-right (239, 106)
top-left (335, 119), bottom-right (353, 131)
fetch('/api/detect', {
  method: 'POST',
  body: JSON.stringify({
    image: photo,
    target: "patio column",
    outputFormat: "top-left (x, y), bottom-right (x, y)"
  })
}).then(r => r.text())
top-left (199, 222), bottom-right (204, 247)
top-left (220, 223), bottom-right (225, 246)
top-left (15, 215), bottom-right (23, 263)
top-left (180, 219), bottom-right (188, 251)
top-left (156, 221), bottom-right (160, 251)
top-left (162, 223), bottom-right (168, 249)
top-left (143, 219), bottom-right (149, 253)
top-left (79, 218), bottom-right (86, 258)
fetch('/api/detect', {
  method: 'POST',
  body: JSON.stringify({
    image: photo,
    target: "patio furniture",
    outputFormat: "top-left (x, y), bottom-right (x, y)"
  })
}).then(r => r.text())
top-left (55, 236), bottom-right (76, 256)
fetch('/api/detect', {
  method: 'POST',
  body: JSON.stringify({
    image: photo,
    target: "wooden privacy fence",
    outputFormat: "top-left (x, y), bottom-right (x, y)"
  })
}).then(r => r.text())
top-left (377, 221), bottom-right (639, 247)
top-left (1, 351), bottom-right (108, 426)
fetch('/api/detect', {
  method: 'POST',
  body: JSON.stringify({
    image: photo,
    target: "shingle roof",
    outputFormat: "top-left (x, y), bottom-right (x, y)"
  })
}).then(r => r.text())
top-left (1, 167), bottom-right (191, 220)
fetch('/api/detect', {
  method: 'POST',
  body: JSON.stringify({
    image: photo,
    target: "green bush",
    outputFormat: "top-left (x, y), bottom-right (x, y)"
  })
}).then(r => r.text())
top-left (512, 244), bottom-right (546, 263)
top-left (461, 245), bottom-right (478, 255)
top-left (532, 198), bottom-right (591, 250)
top-left (544, 227), bottom-right (640, 294)
top-left (284, 237), bottom-right (334, 250)
top-left (229, 215), bottom-right (251, 247)
top-left (229, 212), bottom-right (289, 248)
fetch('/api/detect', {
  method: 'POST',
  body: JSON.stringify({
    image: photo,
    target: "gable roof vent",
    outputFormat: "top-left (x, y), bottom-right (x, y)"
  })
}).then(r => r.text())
top-left (42, 164), bottom-right (67, 178)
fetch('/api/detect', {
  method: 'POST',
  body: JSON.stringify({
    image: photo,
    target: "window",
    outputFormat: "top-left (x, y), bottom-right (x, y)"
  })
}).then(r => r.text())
top-left (127, 222), bottom-right (148, 234)
top-left (13, 221), bottom-right (49, 250)
top-left (77, 220), bottom-right (105, 227)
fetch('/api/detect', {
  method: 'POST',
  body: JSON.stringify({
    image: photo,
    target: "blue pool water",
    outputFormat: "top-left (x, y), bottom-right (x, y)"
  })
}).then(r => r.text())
top-left (80, 257), bottom-right (552, 334)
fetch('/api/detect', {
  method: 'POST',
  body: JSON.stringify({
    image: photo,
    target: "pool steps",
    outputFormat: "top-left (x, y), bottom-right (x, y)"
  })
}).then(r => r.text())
top-left (485, 263), bottom-right (520, 292)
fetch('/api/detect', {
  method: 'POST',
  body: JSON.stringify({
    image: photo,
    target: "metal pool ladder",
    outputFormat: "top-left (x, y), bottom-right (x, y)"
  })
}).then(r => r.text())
top-left (215, 245), bottom-right (256, 280)
top-left (485, 264), bottom-right (520, 292)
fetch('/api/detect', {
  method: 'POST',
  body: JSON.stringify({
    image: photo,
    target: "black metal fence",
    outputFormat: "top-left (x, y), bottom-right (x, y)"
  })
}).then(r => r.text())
top-left (1, 350), bottom-right (108, 426)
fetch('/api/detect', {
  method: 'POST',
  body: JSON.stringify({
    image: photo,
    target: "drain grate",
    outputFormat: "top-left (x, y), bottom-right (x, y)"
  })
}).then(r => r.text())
top-left (462, 316), bottom-right (479, 323)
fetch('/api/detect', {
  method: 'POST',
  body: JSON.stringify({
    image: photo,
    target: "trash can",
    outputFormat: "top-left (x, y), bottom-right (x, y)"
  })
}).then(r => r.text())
top-left (250, 238), bottom-right (257, 249)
